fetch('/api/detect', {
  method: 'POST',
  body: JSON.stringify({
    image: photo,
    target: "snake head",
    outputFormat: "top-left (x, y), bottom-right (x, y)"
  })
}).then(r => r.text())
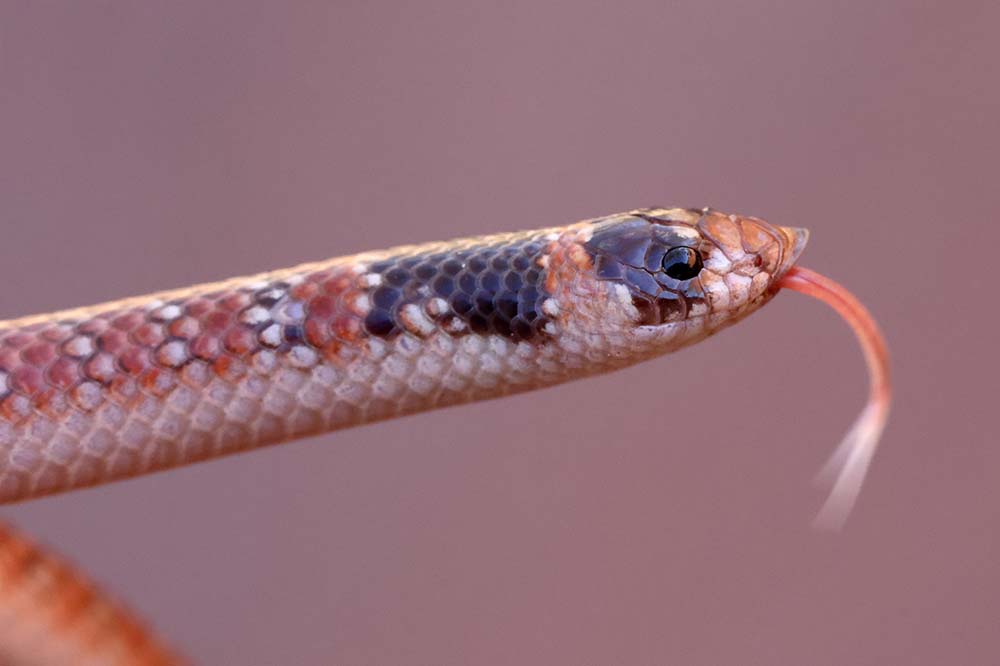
top-left (577, 207), bottom-right (808, 352)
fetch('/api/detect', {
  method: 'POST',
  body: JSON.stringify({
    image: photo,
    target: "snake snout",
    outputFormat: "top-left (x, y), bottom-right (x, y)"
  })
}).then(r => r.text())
top-left (778, 226), bottom-right (809, 274)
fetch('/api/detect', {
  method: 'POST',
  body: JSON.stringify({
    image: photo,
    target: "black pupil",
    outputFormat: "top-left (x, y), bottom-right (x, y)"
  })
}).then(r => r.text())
top-left (661, 247), bottom-right (703, 280)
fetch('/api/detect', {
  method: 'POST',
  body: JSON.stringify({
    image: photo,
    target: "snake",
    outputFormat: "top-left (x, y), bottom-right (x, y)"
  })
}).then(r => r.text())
top-left (0, 206), bottom-right (890, 664)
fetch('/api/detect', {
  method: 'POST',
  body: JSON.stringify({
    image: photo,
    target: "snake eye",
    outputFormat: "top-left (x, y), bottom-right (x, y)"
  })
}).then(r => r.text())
top-left (661, 247), bottom-right (703, 280)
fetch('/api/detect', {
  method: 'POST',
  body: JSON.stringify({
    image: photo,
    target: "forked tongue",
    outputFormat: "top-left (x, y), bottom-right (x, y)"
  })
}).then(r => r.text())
top-left (777, 266), bottom-right (891, 530)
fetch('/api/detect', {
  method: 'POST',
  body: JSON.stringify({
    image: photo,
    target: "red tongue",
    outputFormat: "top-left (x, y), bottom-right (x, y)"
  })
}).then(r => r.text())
top-left (777, 266), bottom-right (891, 529)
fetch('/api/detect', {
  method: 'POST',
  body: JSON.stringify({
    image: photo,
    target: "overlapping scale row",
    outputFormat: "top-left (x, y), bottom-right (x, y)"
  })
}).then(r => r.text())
top-left (0, 228), bottom-right (562, 499)
top-left (0, 273), bottom-right (357, 494)
top-left (360, 232), bottom-right (554, 342)
top-left (4, 298), bottom-right (242, 414)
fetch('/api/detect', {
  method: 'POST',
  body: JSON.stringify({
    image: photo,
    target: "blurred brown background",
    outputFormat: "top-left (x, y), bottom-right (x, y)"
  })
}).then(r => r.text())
top-left (0, 2), bottom-right (996, 664)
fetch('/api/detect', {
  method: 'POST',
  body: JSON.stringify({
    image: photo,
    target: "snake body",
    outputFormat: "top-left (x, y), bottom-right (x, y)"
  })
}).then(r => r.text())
top-left (0, 207), bottom-right (807, 664)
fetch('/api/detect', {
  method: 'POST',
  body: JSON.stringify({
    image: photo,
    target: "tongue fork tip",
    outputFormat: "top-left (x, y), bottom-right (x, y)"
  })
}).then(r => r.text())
top-left (777, 265), bottom-right (891, 530)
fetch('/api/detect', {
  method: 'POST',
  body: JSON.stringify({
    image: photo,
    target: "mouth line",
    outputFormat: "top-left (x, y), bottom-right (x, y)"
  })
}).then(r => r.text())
top-left (635, 289), bottom-right (777, 331)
